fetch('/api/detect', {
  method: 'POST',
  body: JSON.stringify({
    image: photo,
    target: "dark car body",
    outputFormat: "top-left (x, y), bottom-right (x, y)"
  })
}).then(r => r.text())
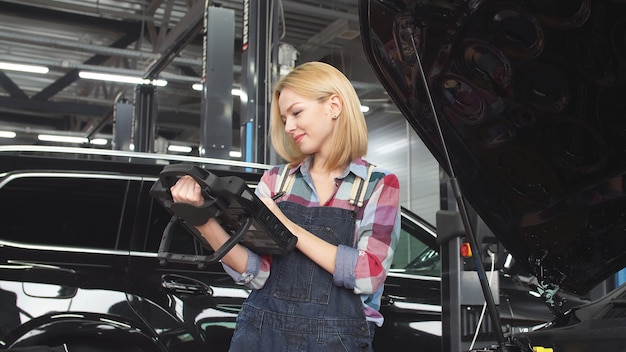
top-left (0, 145), bottom-right (554, 351)
top-left (359, 0), bottom-right (626, 350)
top-left (0, 146), bottom-right (266, 351)
top-left (376, 207), bottom-right (583, 351)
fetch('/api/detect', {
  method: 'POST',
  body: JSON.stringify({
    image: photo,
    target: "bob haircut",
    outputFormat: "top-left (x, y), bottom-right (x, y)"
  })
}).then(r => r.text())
top-left (269, 61), bottom-right (368, 170)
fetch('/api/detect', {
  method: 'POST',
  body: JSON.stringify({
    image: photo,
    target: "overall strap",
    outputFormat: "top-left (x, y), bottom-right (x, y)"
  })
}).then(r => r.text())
top-left (348, 164), bottom-right (375, 207)
top-left (276, 165), bottom-right (296, 195)
top-left (276, 164), bottom-right (376, 208)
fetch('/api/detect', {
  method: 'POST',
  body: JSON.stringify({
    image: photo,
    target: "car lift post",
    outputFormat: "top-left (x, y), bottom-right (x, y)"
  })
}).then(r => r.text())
top-left (437, 209), bottom-right (464, 352)
top-left (198, 5), bottom-right (235, 159)
top-left (239, 0), bottom-right (279, 165)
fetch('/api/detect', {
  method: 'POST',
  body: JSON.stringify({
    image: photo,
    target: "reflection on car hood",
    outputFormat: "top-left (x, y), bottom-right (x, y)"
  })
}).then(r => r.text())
top-left (359, 0), bottom-right (626, 294)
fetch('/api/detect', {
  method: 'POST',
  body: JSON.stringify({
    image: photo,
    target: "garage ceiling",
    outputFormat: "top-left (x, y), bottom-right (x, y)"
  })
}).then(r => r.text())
top-left (0, 0), bottom-right (391, 153)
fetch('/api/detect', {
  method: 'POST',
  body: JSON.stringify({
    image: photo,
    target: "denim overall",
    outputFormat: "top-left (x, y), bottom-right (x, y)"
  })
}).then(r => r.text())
top-left (228, 200), bottom-right (374, 352)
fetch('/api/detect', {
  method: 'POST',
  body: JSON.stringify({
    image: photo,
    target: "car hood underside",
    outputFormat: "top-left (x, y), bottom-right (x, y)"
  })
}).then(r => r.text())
top-left (359, 0), bottom-right (626, 295)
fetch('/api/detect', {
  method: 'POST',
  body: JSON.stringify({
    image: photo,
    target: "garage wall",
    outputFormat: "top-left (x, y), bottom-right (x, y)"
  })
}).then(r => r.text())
top-left (364, 109), bottom-right (440, 225)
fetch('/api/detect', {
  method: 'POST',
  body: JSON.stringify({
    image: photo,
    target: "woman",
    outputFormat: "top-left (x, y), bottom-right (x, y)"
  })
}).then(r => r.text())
top-left (170, 61), bottom-right (401, 351)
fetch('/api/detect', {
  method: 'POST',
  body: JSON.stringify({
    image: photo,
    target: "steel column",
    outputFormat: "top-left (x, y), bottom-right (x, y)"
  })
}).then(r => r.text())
top-left (133, 85), bottom-right (158, 153)
top-left (112, 96), bottom-right (133, 151)
top-left (198, 5), bottom-right (235, 159)
top-left (239, 0), bottom-right (279, 164)
top-left (437, 210), bottom-right (464, 352)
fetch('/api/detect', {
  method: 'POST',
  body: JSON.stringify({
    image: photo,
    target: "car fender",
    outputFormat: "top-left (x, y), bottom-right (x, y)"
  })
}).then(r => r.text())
top-left (0, 312), bottom-right (167, 351)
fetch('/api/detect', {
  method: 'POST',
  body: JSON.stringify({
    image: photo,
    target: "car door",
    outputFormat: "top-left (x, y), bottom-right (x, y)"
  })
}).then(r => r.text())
top-left (125, 177), bottom-right (249, 352)
top-left (374, 208), bottom-right (442, 351)
top-left (0, 171), bottom-right (140, 341)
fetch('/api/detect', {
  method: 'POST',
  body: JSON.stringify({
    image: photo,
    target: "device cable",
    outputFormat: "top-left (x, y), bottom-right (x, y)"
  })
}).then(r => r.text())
top-left (469, 250), bottom-right (497, 351)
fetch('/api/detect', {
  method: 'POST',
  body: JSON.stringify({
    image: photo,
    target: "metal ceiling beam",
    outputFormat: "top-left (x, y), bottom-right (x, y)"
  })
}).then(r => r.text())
top-left (298, 18), bottom-right (354, 54)
top-left (0, 0), bottom-right (381, 147)
top-left (32, 31), bottom-right (142, 101)
top-left (0, 111), bottom-right (68, 130)
top-left (0, 54), bottom-right (222, 84)
top-left (0, 31), bottom-right (202, 67)
top-left (0, 1), bottom-right (142, 32)
top-left (144, 0), bottom-right (205, 79)
top-left (282, 1), bottom-right (359, 22)
top-left (0, 0), bottom-right (174, 24)
top-left (0, 71), bottom-right (28, 100)
top-left (0, 96), bottom-right (110, 116)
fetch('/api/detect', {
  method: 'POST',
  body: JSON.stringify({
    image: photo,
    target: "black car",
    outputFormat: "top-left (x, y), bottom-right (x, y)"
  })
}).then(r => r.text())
top-left (359, 0), bottom-right (626, 351)
top-left (0, 146), bottom-right (271, 351)
top-left (376, 207), bottom-right (586, 352)
top-left (0, 145), bottom-right (553, 351)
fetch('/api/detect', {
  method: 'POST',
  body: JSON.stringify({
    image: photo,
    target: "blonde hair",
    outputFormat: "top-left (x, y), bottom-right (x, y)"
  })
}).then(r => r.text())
top-left (269, 61), bottom-right (368, 170)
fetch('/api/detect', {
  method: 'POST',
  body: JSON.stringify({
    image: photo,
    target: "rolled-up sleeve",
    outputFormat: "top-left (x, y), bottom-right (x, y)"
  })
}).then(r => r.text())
top-left (333, 244), bottom-right (358, 289)
top-left (351, 173), bottom-right (401, 295)
top-left (221, 247), bottom-right (259, 284)
top-left (222, 248), bottom-right (271, 290)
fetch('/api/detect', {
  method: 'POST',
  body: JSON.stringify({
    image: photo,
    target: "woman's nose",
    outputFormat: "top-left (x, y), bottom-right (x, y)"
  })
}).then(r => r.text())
top-left (284, 116), bottom-right (295, 132)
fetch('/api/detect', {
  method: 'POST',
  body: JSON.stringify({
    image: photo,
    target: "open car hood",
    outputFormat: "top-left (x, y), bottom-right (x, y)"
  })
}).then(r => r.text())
top-left (359, 0), bottom-right (626, 294)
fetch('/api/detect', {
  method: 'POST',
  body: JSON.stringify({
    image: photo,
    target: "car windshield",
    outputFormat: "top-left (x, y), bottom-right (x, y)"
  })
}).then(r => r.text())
top-left (405, 246), bottom-right (440, 272)
top-left (391, 210), bottom-right (441, 277)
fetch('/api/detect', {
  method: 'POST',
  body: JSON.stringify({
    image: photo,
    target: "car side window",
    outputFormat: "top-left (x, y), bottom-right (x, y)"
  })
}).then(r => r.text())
top-left (0, 175), bottom-right (128, 250)
top-left (392, 214), bottom-right (441, 277)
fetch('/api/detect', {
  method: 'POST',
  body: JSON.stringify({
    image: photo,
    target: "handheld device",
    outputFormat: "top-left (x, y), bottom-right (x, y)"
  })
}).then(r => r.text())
top-left (150, 164), bottom-right (297, 266)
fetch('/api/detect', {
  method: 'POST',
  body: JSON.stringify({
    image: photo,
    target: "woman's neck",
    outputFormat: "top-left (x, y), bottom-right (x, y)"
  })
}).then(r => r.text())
top-left (310, 155), bottom-right (344, 178)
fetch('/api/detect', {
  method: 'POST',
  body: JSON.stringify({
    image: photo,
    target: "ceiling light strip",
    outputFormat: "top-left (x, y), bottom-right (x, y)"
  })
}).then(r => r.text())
top-left (0, 61), bottom-right (49, 74)
top-left (0, 131), bottom-right (17, 139)
top-left (78, 71), bottom-right (167, 87)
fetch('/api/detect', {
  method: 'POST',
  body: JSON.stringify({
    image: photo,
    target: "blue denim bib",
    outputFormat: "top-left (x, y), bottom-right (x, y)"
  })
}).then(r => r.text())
top-left (229, 201), bottom-right (373, 352)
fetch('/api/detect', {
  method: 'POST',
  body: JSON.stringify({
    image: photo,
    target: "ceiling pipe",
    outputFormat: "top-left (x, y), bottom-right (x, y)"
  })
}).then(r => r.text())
top-left (0, 54), bottom-right (206, 83)
top-left (0, 31), bottom-right (201, 67)
top-left (282, 1), bottom-right (359, 22)
top-left (0, 53), bottom-right (381, 91)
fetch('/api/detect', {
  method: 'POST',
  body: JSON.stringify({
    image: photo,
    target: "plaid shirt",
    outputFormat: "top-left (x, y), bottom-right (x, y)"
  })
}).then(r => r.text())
top-left (223, 156), bottom-right (401, 326)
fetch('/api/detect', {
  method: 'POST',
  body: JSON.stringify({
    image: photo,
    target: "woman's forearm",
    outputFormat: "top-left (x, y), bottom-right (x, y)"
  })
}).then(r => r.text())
top-left (196, 218), bottom-right (249, 273)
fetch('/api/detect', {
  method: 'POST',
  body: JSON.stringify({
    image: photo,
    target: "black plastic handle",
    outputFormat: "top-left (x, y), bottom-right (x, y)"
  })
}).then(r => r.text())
top-left (152, 163), bottom-right (297, 267)
top-left (156, 164), bottom-right (228, 225)
top-left (154, 164), bottom-right (252, 265)
top-left (158, 163), bottom-right (220, 200)
top-left (157, 210), bottom-right (253, 267)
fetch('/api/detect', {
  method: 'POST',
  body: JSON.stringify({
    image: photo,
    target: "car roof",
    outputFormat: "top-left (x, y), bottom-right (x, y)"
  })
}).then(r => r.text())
top-left (0, 145), bottom-right (267, 183)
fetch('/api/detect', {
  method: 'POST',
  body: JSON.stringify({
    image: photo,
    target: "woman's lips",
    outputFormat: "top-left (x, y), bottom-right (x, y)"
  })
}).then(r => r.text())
top-left (293, 133), bottom-right (305, 144)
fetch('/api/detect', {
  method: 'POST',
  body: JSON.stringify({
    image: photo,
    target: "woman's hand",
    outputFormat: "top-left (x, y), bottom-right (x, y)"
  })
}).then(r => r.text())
top-left (170, 175), bottom-right (249, 273)
top-left (170, 175), bottom-right (204, 206)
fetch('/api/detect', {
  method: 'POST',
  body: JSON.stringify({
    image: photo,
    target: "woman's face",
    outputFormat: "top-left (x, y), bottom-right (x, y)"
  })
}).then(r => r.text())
top-left (278, 87), bottom-right (336, 156)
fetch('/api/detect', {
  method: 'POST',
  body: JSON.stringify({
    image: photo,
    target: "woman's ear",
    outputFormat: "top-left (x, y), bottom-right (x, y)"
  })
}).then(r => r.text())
top-left (329, 93), bottom-right (343, 118)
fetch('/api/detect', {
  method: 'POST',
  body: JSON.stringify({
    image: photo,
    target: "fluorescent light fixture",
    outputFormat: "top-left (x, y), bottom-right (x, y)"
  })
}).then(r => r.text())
top-left (90, 138), bottom-right (108, 146)
top-left (168, 145), bottom-right (192, 153)
top-left (38, 134), bottom-right (88, 144)
top-left (192, 83), bottom-right (243, 97)
top-left (0, 131), bottom-right (17, 139)
top-left (167, 145), bottom-right (242, 158)
top-left (0, 62), bottom-right (49, 74)
top-left (360, 105), bottom-right (370, 113)
top-left (79, 71), bottom-right (167, 87)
